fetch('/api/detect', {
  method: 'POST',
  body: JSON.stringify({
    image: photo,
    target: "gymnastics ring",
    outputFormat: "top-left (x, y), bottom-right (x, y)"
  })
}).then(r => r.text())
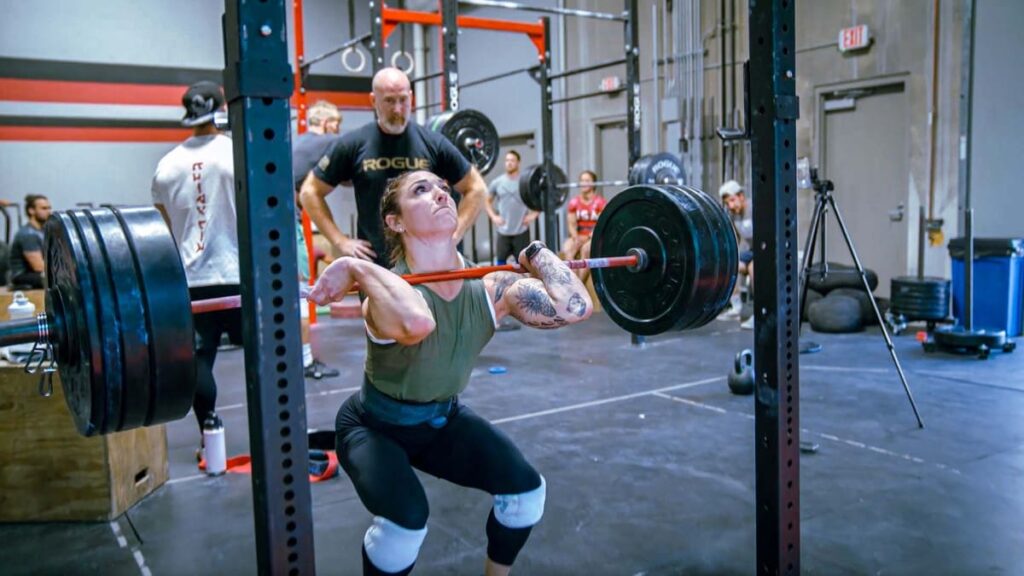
top-left (390, 50), bottom-right (415, 75)
top-left (341, 46), bottom-right (367, 73)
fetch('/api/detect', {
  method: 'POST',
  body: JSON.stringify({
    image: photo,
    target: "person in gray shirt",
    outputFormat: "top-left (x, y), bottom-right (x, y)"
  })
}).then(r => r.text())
top-left (485, 151), bottom-right (539, 264)
top-left (293, 100), bottom-right (342, 195)
top-left (7, 194), bottom-right (51, 289)
top-left (718, 179), bottom-right (755, 330)
top-left (292, 100), bottom-right (342, 379)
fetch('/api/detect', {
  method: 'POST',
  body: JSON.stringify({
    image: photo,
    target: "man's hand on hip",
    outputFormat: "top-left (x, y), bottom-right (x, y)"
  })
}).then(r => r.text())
top-left (336, 237), bottom-right (377, 261)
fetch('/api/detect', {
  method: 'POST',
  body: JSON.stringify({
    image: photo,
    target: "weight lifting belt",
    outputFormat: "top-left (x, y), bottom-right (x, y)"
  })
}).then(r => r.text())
top-left (360, 377), bottom-right (456, 427)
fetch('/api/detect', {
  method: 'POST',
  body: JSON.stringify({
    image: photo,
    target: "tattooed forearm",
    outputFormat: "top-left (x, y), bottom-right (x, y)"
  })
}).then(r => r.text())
top-left (566, 292), bottom-right (587, 317)
top-left (534, 253), bottom-right (574, 286)
top-left (516, 284), bottom-right (558, 317)
top-left (505, 276), bottom-right (589, 329)
top-left (509, 307), bottom-right (568, 329)
top-left (490, 272), bottom-right (522, 302)
top-left (527, 316), bottom-right (569, 329)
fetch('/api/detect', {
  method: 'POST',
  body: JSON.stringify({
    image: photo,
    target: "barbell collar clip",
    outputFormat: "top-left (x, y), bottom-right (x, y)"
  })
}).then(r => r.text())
top-left (626, 248), bottom-right (649, 273)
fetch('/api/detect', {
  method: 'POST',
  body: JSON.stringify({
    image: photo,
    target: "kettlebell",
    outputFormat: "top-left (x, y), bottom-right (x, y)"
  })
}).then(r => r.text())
top-left (727, 349), bottom-right (755, 395)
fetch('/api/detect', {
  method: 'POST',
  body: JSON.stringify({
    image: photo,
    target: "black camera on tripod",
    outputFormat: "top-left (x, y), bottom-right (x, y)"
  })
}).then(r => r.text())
top-left (798, 164), bottom-right (925, 426)
top-left (809, 168), bottom-right (834, 194)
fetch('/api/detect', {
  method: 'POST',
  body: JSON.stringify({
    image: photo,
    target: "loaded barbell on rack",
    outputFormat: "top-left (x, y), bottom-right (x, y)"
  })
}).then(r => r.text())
top-left (519, 152), bottom-right (686, 211)
top-left (426, 109), bottom-right (500, 176)
top-left (0, 184), bottom-right (735, 438)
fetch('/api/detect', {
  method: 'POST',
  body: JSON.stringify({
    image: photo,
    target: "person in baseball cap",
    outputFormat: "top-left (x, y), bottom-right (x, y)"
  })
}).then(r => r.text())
top-left (153, 79), bottom-right (239, 456)
top-left (181, 81), bottom-right (225, 127)
top-left (718, 179), bottom-right (744, 200)
top-left (717, 179), bottom-right (755, 329)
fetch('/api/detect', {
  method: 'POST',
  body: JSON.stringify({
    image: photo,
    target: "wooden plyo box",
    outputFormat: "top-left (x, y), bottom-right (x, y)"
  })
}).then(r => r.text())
top-left (0, 364), bottom-right (168, 522)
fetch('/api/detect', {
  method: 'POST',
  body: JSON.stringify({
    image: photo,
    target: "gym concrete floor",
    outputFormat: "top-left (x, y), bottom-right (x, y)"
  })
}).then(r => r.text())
top-left (2, 311), bottom-right (1023, 575)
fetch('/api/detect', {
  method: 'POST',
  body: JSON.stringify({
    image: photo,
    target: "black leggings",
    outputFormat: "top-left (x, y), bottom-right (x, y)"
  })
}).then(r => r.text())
top-left (9, 270), bottom-right (43, 289)
top-left (493, 230), bottom-right (531, 265)
top-left (189, 284), bottom-right (243, 432)
top-left (335, 392), bottom-right (541, 573)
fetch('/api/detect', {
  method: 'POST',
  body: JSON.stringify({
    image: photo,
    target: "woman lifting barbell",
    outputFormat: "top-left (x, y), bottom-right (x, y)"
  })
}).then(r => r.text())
top-left (12, 178), bottom-right (733, 438)
top-left (308, 169), bottom-right (593, 576)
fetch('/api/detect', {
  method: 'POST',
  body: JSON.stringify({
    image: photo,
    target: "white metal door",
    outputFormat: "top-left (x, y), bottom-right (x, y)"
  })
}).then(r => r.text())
top-left (821, 84), bottom-right (910, 298)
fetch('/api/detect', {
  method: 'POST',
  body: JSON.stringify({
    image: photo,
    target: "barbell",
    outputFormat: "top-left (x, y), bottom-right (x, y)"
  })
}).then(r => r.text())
top-left (519, 152), bottom-right (686, 212)
top-left (557, 179), bottom-right (630, 190)
top-left (192, 252), bottom-right (648, 315)
top-left (0, 184), bottom-right (736, 438)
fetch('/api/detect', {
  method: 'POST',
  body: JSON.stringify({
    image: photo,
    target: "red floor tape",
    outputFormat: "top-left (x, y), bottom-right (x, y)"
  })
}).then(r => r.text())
top-left (198, 451), bottom-right (338, 482)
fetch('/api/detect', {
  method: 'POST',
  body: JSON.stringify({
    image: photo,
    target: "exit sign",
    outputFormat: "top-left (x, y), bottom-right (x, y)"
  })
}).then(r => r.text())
top-left (838, 24), bottom-right (871, 52)
top-left (599, 75), bottom-right (623, 92)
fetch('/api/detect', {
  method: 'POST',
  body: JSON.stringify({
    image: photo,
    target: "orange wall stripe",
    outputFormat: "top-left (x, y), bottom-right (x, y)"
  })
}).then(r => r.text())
top-left (2, 79), bottom-right (372, 110)
top-left (0, 126), bottom-right (191, 142)
top-left (302, 90), bottom-right (372, 109)
top-left (0, 78), bottom-right (185, 106)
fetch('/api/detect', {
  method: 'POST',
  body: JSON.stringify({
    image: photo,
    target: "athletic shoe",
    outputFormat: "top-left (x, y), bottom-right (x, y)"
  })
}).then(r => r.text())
top-left (305, 359), bottom-right (340, 380)
top-left (717, 305), bottom-right (742, 321)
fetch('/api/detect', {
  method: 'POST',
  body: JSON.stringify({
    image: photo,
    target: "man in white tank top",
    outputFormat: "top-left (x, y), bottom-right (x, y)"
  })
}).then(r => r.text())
top-left (151, 81), bottom-right (240, 458)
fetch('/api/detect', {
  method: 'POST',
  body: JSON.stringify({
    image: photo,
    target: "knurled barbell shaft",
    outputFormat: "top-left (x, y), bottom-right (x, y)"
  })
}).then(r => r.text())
top-left (189, 253), bottom-right (643, 315)
top-left (0, 252), bottom-right (645, 346)
top-left (398, 253), bottom-right (640, 284)
top-left (0, 316), bottom-right (40, 348)
top-left (554, 180), bottom-right (629, 190)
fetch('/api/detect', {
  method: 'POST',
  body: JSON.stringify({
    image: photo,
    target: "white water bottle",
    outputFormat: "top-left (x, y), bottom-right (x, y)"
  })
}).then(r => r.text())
top-left (7, 291), bottom-right (35, 320)
top-left (6, 292), bottom-right (36, 354)
top-left (202, 414), bottom-right (227, 476)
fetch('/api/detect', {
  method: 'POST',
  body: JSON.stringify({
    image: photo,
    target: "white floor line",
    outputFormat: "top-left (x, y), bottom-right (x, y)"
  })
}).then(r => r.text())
top-left (653, 391), bottom-right (961, 475)
top-left (110, 520), bottom-right (129, 548)
top-left (491, 376), bottom-right (723, 425)
top-left (167, 378), bottom-right (724, 485)
top-left (166, 473), bottom-right (207, 485)
top-left (110, 520), bottom-right (152, 576)
top-left (798, 428), bottom-right (961, 474)
top-left (801, 365), bottom-right (891, 374)
top-left (653, 392), bottom-right (743, 417)
top-left (913, 369), bottom-right (1024, 393)
top-left (216, 385), bottom-right (361, 413)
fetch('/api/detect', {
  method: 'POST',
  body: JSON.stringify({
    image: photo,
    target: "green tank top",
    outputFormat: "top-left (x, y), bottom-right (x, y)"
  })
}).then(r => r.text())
top-left (365, 258), bottom-right (496, 402)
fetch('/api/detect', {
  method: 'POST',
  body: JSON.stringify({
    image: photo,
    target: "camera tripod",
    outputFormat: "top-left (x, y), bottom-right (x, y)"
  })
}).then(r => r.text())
top-left (799, 169), bottom-right (924, 428)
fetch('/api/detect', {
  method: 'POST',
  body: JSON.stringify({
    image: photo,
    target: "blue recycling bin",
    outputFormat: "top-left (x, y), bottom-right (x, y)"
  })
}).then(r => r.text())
top-left (949, 238), bottom-right (1024, 337)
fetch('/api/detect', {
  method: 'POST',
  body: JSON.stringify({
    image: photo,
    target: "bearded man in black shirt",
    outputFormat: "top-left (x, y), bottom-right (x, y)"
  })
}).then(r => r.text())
top-left (299, 67), bottom-right (486, 267)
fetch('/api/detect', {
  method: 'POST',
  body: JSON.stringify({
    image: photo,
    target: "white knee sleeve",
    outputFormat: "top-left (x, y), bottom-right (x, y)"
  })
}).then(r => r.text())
top-left (493, 475), bottom-right (546, 529)
top-left (363, 516), bottom-right (427, 573)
